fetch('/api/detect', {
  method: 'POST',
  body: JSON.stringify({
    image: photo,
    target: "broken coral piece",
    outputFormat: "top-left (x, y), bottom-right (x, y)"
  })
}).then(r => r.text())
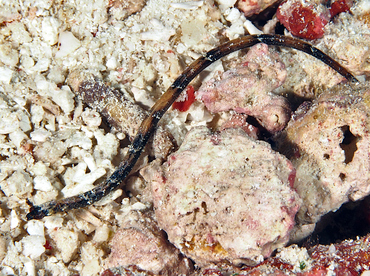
top-left (105, 210), bottom-right (193, 275)
top-left (142, 126), bottom-right (301, 266)
top-left (277, 83), bottom-right (370, 235)
top-left (67, 70), bottom-right (176, 160)
top-left (197, 43), bottom-right (290, 133)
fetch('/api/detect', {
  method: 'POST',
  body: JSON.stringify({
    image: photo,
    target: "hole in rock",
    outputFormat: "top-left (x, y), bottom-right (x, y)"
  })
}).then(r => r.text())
top-left (339, 173), bottom-right (346, 181)
top-left (339, 125), bottom-right (359, 164)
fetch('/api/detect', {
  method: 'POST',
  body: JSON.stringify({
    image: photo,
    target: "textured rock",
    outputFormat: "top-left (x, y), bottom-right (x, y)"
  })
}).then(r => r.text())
top-left (277, 83), bottom-right (370, 234)
top-left (142, 126), bottom-right (301, 266)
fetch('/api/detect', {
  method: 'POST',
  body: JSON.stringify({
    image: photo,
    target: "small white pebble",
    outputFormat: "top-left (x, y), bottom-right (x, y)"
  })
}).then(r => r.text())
top-left (225, 8), bottom-right (241, 22)
top-left (0, 67), bottom-right (13, 84)
top-left (50, 228), bottom-right (79, 263)
top-left (93, 224), bottom-right (110, 243)
top-left (81, 109), bottom-right (102, 127)
top-left (23, 257), bottom-right (36, 275)
top-left (170, 1), bottom-right (203, 9)
top-left (2, 170), bottom-right (32, 197)
top-left (8, 129), bottom-right (28, 148)
top-left (131, 87), bottom-right (155, 108)
top-left (41, 16), bottom-right (61, 45)
top-left (1, 266), bottom-right (15, 275)
top-left (216, 0), bottom-right (237, 11)
top-left (10, 210), bottom-right (20, 230)
top-left (43, 216), bottom-right (64, 229)
top-left (76, 210), bottom-right (102, 227)
top-left (52, 85), bottom-right (75, 115)
top-left (55, 31), bottom-right (81, 58)
top-left (83, 152), bottom-right (97, 172)
top-left (116, 132), bottom-right (125, 140)
top-left (22, 235), bottom-right (46, 259)
top-left (30, 128), bottom-right (50, 142)
top-left (31, 161), bottom-right (48, 176)
top-left (94, 130), bottom-right (119, 159)
top-left (26, 220), bottom-right (45, 236)
top-left (176, 42), bottom-right (187, 54)
top-left (65, 131), bottom-right (92, 150)
top-left (0, 111), bottom-right (19, 134)
top-left (106, 56), bottom-right (118, 69)
top-left (62, 166), bottom-right (106, 197)
top-left (328, 244), bottom-right (336, 254)
top-left (131, 202), bottom-right (147, 211)
top-left (244, 19), bottom-right (263, 35)
top-left (13, 96), bottom-right (27, 107)
top-left (34, 176), bottom-right (54, 192)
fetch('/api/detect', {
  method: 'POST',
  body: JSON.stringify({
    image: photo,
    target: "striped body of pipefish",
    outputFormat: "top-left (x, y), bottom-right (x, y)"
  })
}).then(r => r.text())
top-left (26, 34), bottom-right (359, 220)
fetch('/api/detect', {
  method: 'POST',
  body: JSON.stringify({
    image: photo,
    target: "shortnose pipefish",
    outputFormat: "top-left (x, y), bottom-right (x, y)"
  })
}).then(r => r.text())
top-left (26, 34), bottom-right (359, 220)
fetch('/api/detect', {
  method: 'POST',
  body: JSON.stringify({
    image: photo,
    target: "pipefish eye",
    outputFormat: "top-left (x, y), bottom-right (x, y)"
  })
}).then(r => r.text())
top-left (26, 34), bottom-right (358, 220)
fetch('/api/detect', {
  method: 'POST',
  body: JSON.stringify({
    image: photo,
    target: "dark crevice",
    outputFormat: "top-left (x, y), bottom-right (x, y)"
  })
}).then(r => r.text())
top-left (299, 195), bottom-right (370, 247)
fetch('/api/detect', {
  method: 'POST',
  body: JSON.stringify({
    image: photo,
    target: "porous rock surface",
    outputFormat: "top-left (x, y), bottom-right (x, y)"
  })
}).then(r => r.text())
top-left (142, 126), bottom-right (301, 266)
top-left (277, 83), bottom-right (370, 238)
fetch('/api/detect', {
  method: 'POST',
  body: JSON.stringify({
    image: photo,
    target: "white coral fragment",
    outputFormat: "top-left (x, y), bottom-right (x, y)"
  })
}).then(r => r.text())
top-left (33, 176), bottom-right (54, 192)
top-left (1, 171), bottom-right (32, 197)
top-left (41, 17), bottom-right (61, 45)
top-left (55, 31), bottom-right (81, 58)
top-left (21, 235), bottom-right (46, 259)
top-left (50, 229), bottom-right (79, 263)
top-left (0, 110), bottom-right (19, 134)
top-left (170, 1), bottom-right (204, 9)
top-left (61, 162), bottom-right (106, 197)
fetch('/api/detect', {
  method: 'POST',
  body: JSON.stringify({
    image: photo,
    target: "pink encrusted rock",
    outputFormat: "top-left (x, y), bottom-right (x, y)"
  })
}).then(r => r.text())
top-left (142, 126), bottom-right (301, 266)
top-left (106, 211), bottom-right (193, 275)
top-left (277, 83), bottom-right (370, 230)
top-left (236, 0), bottom-right (280, 17)
top-left (197, 43), bottom-right (290, 133)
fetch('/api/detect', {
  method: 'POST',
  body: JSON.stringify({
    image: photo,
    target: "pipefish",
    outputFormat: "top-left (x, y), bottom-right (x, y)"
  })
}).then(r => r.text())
top-left (26, 34), bottom-right (358, 220)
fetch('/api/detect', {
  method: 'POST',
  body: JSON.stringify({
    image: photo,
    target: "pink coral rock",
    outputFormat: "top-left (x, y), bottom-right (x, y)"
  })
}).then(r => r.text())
top-left (237, 0), bottom-right (280, 17)
top-left (277, 83), bottom-right (370, 232)
top-left (197, 43), bottom-right (290, 133)
top-left (142, 126), bottom-right (301, 266)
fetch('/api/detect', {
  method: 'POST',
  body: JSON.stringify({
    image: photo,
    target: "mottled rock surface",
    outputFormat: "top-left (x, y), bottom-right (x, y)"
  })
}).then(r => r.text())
top-left (142, 126), bottom-right (301, 266)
